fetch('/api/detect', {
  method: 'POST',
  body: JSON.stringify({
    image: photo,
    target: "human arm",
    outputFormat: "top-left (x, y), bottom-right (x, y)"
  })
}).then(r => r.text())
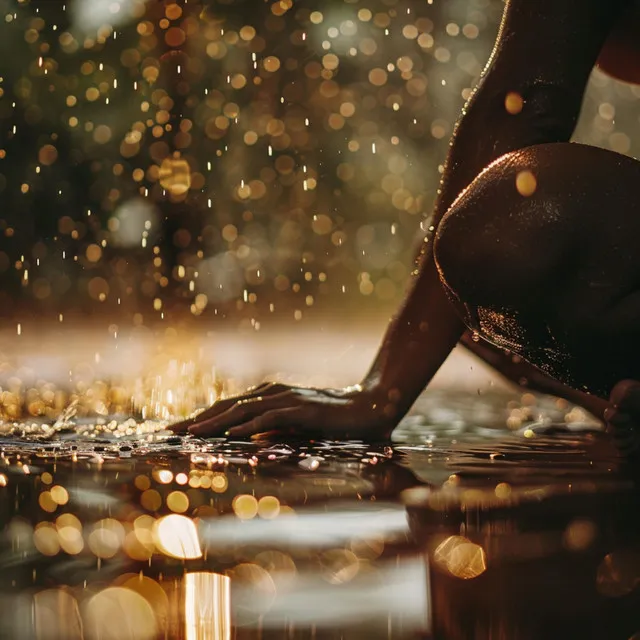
top-left (171, 0), bottom-right (628, 439)
top-left (460, 331), bottom-right (609, 419)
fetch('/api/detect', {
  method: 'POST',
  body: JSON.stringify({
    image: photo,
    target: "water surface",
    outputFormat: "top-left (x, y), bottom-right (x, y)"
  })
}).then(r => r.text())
top-left (1, 381), bottom-right (638, 640)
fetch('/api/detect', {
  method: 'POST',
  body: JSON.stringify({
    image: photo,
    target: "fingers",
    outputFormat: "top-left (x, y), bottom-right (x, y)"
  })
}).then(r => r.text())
top-left (168, 382), bottom-right (286, 433)
top-left (170, 414), bottom-right (203, 434)
top-left (226, 407), bottom-right (307, 438)
top-left (188, 391), bottom-right (299, 437)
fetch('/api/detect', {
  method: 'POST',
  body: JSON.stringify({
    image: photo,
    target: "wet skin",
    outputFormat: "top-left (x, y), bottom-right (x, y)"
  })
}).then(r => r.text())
top-left (172, 0), bottom-right (640, 442)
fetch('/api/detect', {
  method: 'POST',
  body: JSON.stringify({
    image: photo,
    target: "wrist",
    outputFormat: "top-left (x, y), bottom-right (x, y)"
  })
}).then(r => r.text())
top-left (356, 379), bottom-right (408, 435)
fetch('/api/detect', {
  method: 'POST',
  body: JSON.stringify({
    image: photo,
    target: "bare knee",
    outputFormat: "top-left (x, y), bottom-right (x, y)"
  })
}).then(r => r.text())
top-left (433, 143), bottom-right (580, 310)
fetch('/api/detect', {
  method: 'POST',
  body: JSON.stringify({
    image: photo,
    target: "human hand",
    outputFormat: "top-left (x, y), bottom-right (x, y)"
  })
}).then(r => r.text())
top-left (169, 382), bottom-right (397, 440)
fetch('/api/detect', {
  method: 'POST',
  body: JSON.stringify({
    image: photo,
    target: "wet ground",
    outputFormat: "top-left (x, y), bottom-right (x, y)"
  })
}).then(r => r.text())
top-left (0, 328), bottom-right (639, 639)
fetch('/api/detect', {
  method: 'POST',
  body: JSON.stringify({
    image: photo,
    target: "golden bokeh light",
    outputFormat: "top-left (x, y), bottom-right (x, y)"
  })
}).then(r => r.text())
top-left (320, 549), bottom-right (361, 585)
top-left (433, 536), bottom-right (487, 580)
top-left (167, 490), bottom-right (189, 513)
top-left (257, 495), bottom-right (280, 519)
top-left (153, 514), bottom-right (202, 560)
top-left (515, 170), bottom-right (537, 197)
top-left (232, 494), bottom-right (258, 520)
top-left (158, 157), bottom-right (192, 196)
top-left (50, 485), bottom-right (69, 505)
top-left (33, 524), bottom-right (60, 557)
top-left (34, 589), bottom-right (83, 639)
top-left (153, 468), bottom-right (174, 484)
top-left (85, 587), bottom-right (158, 640)
top-left (88, 519), bottom-right (125, 559)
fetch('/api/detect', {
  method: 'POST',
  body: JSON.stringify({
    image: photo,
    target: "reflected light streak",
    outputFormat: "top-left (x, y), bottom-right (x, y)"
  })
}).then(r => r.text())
top-left (200, 505), bottom-right (408, 548)
top-left (250, 558), bottom-right (427, 628)
top-left (185, 573), bottom-right (231, 640)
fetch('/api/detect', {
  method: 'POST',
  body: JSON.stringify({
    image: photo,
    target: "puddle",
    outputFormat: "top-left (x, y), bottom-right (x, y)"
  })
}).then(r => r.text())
top-left (0, 386), bottom-right (638, 639)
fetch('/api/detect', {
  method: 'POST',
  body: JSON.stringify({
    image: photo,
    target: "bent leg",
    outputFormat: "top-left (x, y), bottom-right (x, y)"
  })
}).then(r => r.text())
top-left (434, 142), bottom-right (640, 398)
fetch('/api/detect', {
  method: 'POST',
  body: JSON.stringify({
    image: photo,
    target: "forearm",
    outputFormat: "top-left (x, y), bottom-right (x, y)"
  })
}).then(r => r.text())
top-left (460, 332), bottom-right (608, 419)
top-left (360, 254), bottom-right (465, 422)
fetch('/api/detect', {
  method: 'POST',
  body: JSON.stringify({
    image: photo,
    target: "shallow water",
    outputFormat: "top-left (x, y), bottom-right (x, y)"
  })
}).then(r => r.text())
top-left (1, 381), bottom-right (639, 640)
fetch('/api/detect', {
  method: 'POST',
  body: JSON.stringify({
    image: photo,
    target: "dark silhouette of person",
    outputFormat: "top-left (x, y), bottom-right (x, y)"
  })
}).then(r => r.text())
top-left (172, 0), bottom-right (640, 449)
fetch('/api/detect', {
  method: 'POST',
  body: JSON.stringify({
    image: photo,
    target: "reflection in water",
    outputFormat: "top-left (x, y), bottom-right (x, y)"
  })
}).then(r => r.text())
top-left (433, 535), bottom-right (486, 580)
top-left (2, 386), bottom-right (640, 638)
top-left (406, 452), bottom-right (640, 640)
top-left (256, 559), bottom-right (427, 629)
top-left (154, 514), bottom-right (202, 560)
top-left (596, 550), bottom-right (640, 598)
top-left (200, 506), bottom-right (409, 548)
top-left (184, 573), bottom-right (230, 640)
top-left (34, 589), bottom-right (83, 640)
top-left (85, 587), bottom-right (158, 640)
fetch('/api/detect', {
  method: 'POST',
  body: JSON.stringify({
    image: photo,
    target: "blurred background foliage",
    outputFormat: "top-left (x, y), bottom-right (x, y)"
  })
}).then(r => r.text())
top-left (0, 0), bottom-right (636, 330)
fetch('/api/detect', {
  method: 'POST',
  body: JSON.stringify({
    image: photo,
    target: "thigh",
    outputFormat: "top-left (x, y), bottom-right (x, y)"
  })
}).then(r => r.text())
top-left (434, 142), bottom-right (640, 397)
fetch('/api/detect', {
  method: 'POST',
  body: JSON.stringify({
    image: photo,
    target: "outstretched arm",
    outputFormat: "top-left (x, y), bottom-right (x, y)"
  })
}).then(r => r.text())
top-left (172, 0), bottom-right (627, 439)
top-left (357, 0), bottom-right (625, 422)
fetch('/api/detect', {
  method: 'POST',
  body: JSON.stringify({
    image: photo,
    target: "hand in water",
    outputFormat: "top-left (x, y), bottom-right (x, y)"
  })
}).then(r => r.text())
top-left (169, 382), bottom-right (395, 439)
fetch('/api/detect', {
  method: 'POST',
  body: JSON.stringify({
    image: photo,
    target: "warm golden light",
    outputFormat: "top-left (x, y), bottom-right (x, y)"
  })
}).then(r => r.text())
top-left (33, 524), bottom-right (60, 557)
top-left (515, 170), bottom-right (537, 197)
top-left (232, 494), bottom-right (258, 520)
top-left (504, 91), bottom-right (524, 115)
top-left (320, 549), bottom-right (361, 584)
top-left (122, 575), bottom-right (169, 634)
top-left (87, 519), bottom-right (125, 559)
top-left (153, 514), bottom-right (202, 559)
top-left (433, 535), bottom-right (487, 579)
top-left (154, 468), bottom-right (174, 484)
top-left (185, 572), bottom-right (231, 640)
top-left (211, 474), bottom-right (228, 493)
top-left (158, 157), bottom-right (192, 196)
top-left (257, 495), bottom-right (280, 519)
top-left (58, 526), bottom-right (84, 555)
top-left (50, 485), bottom-right (69, 505)
top-left (167, 490), bottom-right (189, 513)
top-left (563, 518), bottom-right (597, 552)
top-left (56, 513), bottom-right (82, 530)
top-left (38, 491), bottom-right (58, 513)
top-left (34, 589), bottom-right (83, 639)
top-left (141, 488), bottom-right (162, 511)
top-left (85, 587), bottom-right (157, 640)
